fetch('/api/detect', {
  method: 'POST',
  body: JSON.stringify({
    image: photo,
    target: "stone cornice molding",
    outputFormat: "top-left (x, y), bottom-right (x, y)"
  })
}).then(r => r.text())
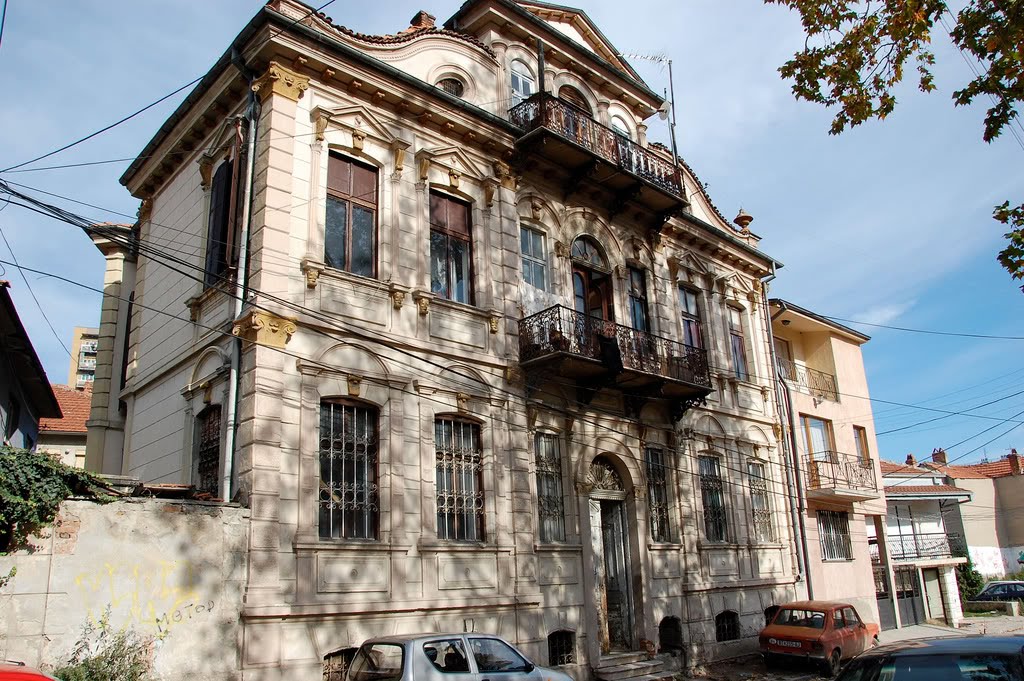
top-left (252, 61), bottom-right (310, 102)
top-left (295, 360), bottom-right (410, 390)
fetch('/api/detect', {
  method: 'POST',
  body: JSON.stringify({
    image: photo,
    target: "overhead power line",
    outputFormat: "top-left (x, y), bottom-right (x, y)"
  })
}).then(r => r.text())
top-left (821, 314), bottom-right (1024, 341)
top-left (0, 225), bottom-right (70, 357)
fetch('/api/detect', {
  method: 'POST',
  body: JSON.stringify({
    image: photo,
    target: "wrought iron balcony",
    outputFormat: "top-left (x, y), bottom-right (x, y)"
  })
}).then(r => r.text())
top-left (518, 305), bottom-right (712, 417)
top-left (777, 357), bottom-right (839, 402)
top-left (508, 93), bottom-right (685, 216)
top-left (887, 532), bottom-right (963, 562)
top-left (805, 451), bottom-right (879, 501)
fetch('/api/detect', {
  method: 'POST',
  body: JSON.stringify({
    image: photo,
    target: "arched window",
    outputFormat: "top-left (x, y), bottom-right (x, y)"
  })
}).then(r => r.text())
top-left (194, 404), bottom-right (222, 496)
top-left (547, 630), bottom-right (575, 666)
top-left (319, 400), bottom-right (380, 540)
top-left (559, 85), bottom-right (591, 114)
top-left (510, 60), bottom-right (535, 106)
top-left (658, 616), bottom-right (683, 655)
top-left (715, 610), bottom-right (740, 642)
top-left (610, 114), bottom-right (632, 140)
top-left (570, 236), bottom-right (607, 269)
top-left (437, 77), bottom-right (465, 98)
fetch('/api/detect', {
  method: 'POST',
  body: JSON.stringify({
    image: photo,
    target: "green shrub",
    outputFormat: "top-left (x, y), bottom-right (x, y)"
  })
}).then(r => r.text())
top-left (51, 611), bottom-right (153, 681)
top-left (955, 550), bottom-right (986, 601)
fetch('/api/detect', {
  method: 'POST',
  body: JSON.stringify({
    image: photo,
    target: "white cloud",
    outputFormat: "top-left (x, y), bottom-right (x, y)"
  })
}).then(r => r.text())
top-left (852, 300), bottom-right (917, 327)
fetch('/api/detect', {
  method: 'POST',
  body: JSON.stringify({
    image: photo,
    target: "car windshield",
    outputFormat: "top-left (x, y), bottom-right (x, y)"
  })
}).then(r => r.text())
top-left (839, 653), bottom-right (1024, 681)
top-left (349, 643), bottom-right (404, 681)
top-left (773, 608), bottom-right (826, 629)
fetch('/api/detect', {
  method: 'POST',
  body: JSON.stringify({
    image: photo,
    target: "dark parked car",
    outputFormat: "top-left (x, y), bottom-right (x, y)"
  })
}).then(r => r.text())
top-left (973, 581), bottom-right (1024, 602)
top-left (835, 636), bottom-right (1024, 681)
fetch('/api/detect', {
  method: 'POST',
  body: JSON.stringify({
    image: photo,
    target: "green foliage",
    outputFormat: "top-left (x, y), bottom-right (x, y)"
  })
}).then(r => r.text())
top-left (766, 0), bottom-right (1024, 290)
top-left (955, 551), bottom-right (986, 602)
top-left (51, 610), bottom-right (153, 681)
top-left (0, 446), bottom-right (111, 553)
top-left (0, 566), bottom-right (16, 590)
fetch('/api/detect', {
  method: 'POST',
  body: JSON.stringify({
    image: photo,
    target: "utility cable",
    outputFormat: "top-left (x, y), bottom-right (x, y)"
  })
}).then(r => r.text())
top-left (0, 224), bottom-right (70, 356)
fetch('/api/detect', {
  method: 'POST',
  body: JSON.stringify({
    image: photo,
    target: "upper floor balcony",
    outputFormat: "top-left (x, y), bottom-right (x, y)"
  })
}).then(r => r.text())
top-left (871, 533), bottom-right (964, 564)
top-left (508, 93), bottom-right (686, 218)
top-left (777, 357), bottom-right (839, 402)
top-left (805, 450), bottom-right (879, 502)
top-left (519, 305), bottom-right (712, 419)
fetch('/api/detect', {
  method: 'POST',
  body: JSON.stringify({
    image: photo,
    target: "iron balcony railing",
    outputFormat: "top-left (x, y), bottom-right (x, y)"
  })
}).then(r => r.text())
top-left (777, 357), bottom-right (839, 402)
top-left (518, 304), bottom-right (711, 388)
top-left (887, 532), bottom-right (963, 561)
top-left (806, 450), bottom-right (878, 492)
top-left (508, 93), bottom-right (683, 198)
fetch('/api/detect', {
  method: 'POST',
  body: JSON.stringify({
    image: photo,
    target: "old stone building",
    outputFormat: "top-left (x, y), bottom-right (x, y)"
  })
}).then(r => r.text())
top-left (87, 0), bottom-right (805, 677)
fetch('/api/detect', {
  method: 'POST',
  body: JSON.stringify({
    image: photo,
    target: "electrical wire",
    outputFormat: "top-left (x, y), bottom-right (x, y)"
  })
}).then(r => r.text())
top-left (0, 0), bottom-right (8, 52)
top-left (0, 225), bottom-right (70, 356)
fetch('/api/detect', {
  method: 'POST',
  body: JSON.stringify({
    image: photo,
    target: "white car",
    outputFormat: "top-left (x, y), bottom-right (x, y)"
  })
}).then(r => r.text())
top-left (347, 633), bottom-right (573, 681)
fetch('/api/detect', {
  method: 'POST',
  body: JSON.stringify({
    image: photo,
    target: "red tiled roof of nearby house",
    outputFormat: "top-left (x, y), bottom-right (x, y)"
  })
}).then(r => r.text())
top-left (920, 462), bottom-right (993, 479)
top-left (39, 384), bottom-right (92, 433)
top-left (969, 459), bottom-right (1014, 478)
top-left (883, 484), bottom-right (972, 496)
top-left (880, 460), bottom-right (919, 475)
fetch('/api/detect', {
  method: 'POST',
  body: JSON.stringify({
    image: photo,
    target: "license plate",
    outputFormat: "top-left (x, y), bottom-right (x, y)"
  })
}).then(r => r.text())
top-left (770, 639), bottom-right (802, 649)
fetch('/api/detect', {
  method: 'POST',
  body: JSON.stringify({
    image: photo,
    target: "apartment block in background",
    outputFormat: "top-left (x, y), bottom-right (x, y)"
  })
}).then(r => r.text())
top-left (67, 326), bottom-right (99, 388)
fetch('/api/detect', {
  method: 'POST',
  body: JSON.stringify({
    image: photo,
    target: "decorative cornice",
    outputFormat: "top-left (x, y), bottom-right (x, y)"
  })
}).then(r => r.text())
top-left (232, 310), bottom-right (297, 349)
top-left (300, 258), bottom-right (325, 289)
top-left (251, 61), bottom-right (309, 103)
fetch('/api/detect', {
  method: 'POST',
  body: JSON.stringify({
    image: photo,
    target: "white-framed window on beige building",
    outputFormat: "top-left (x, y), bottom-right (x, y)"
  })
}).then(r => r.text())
top-left (818, 510), bottom-right (853, 561)
top-left (534, 432), bottom-right (565, 543)
top-left (193, 404), bottom-right (222, 496)
top-left (698, 454), bottom-right (728, 542)
top-left (510, 60), bottom-right (534, 107)
top-left (747, 461), bottom-right (773, 542)
top-left (645, 447), bottom-right (673, 543)
top-left (678, 287), bottom-right (703, 349)
top-left (435, 416), bottom-right (484, 542)
top-left (318, 400), bottom-right (380, 540)
top-left (610, 114), bottom-right (632, 140)
top-left (325, 152), bottom-right (378, 278)
top-left (728, 306), bottom-right (749, 380)
top-left (520, 224), bottom-right (547, 290)
top-left (429, 191), bottom-right (473, 304)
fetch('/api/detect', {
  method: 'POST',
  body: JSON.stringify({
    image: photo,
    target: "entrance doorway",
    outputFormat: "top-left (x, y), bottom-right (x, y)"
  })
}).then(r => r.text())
top-left (600, 500), bottom-right (633, 651)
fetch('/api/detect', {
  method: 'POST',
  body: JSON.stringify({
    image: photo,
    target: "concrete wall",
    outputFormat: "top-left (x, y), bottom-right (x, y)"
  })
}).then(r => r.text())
top-left (0, 498), bottom-right (249, 680)
top-left (37, 432), bottom-right (87, 468)
top-left (994, 475), bottom-right (1024, 571)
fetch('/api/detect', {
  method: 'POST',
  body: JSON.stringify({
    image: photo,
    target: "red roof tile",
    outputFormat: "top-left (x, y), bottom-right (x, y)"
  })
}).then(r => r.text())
top-left (880, 460), bottom-right (918, 475)
top-left (969, 460), bottom-right (1014, 478)
top-left (883, 484), bottom-right (972, 496)
top-left (920, 462), bottom-right (993, 480)
top-left (39, 384), bottom-right (92, 434)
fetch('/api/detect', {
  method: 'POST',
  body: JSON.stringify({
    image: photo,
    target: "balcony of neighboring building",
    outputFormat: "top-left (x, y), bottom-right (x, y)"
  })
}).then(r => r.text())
top-left (777, 357), bottom-right (838, 402)
top-left (805, 450), bottom-right (880, 502)
top-left (518, 304), bottom-right (712, 417)
top-left (870, 532), bottom-right (966, 564)
top-left (79, 340), bottom-right (98, 355)
top-left (508, 92), bottom-right (686, 217)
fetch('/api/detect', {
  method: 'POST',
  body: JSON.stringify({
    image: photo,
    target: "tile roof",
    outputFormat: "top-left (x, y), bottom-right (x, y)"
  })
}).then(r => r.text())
top-left (39, 384), bottom-right (92, 434)
top-left (883, 484), bottom-right (972, 496)
top-left (880, 460), bottom-right (919, 475)
top-left (969, 460), bottom-right (1014, 478)
top-left (920, 462), bottom-right (993, 480)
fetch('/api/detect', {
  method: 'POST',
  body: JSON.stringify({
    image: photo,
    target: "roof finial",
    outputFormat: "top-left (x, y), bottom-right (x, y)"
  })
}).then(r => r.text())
top-left (734, 208), bottom-right (753, 232)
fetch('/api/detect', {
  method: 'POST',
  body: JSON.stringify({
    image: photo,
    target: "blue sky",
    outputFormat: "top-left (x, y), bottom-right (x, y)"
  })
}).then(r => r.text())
top-left (0, 0), bottom-right (1021, 465)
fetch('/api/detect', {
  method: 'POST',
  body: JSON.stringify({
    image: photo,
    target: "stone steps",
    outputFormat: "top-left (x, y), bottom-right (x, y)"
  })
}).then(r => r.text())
top-left (593, 653), bottom-right (674, 681)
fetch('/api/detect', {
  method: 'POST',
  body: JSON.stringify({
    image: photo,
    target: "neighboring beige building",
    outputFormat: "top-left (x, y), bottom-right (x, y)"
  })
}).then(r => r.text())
top-left (769, 300), bottom-right (888, 627)
top-left (84, 0), bottom-right (806, 677)
top-left (38, 384), bottom-right (92, 468)
top-left (67, 326), bottom-right (99, 388)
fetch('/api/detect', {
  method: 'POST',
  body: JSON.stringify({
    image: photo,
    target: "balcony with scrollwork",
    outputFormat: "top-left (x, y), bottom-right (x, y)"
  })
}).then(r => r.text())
top-left (518, 305), bottom-right (712, 419)
top-left (805, 450), bottom-right (879, 502)
top-left (777, 357), bottom-right (839, 402)
top-left (508, 93), bottom-right (686, 219)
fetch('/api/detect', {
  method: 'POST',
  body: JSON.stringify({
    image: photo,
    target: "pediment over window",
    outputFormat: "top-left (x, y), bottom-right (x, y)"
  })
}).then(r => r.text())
top-left (313, 104), bottom-right (399, 145)
top-left (418, 145), bottom-right (488, 182)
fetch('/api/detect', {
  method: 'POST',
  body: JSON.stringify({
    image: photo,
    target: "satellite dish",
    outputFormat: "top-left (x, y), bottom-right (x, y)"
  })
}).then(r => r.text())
top-left (657, 100), bottom-right (671, 121)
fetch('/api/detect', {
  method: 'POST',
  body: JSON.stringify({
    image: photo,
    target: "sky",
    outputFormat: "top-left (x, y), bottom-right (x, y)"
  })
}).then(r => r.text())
top-left (0, 0), bottom-right (1021, 466)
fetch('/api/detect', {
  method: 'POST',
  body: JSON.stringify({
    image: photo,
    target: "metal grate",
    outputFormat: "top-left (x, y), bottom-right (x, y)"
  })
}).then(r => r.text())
top-left (436, 418), bottom-right (484, 542)
top-left (818, 510), bottom-right (853, 561)
top-left (535, 433), bottom-right (565, 543)
top-left (318, 401), bottom-right (379, 540)
top-left (699, 456), bottom-right (728, 542)
top-left (323, 648), bottom-right (357, 681)
top-left (715, 611), bottom-right (740, 642)
top-left (437, 78), bottom-right (465, 97)
top-left (547, 630), bottom-right (575, 666)
top-left (748, 462), bottom-right (773, 542)
top-left (646, 448), bottom-right (673, 542)
top-left (195, 405), bottom-right (221, 496)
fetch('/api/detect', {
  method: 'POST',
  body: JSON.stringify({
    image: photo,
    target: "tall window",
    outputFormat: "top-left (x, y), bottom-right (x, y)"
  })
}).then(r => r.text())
top-left (715, 611), bottom-right (740, 642)
top-left (430, 192), bottom-right (473, 304)
top-left (520, 225), bottom-right (547, 290)
top-left (204, 159), bottom-right (235, 286)
top-left (510, 60), bottom-right (535, 106)
top-left (853, 425), bottom-right (870, 463)
top-left (802, 415), bottom-right (835, 458)
top-left (747, 462), bottom-right (773, 542)
top-left (818, 510), bottom-right (853, 560)
top-left (698, 455), bottom-right (728, 542)
top-left (627, 267), bottom-right (649, 332)
top-left (435, 417), bottom-right (484, 541)
top-left (679, 288), bottom-right (703, 348)
top-left (319, 401), bottom-right (379, 540)
top-left (325, 153), bottom-right (378, 278)
top-left (194, 405), bottom-right (222, 496)
top-left (728, 307), bottom-right (749, 380)
top-left (610, 115), bottom-right (632, 140)
top-left (646, 447), bottom-right (673, 543)
top-left (558, 85), bottom-right (591, 114)
top-left (535, 433), bottom-right (565, 543)
top-left (774, 336), bottom-right (796, 380)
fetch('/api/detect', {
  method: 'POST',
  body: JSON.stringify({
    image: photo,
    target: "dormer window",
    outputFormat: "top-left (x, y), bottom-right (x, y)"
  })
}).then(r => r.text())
top-left (437, 77), bottom-right (465, 98)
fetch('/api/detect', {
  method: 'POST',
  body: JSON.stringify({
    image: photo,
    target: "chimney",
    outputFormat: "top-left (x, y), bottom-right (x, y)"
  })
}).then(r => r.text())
top-left (906, 453), bottom-right (916, 467)
top-left (1010, 449), bottom-right (1022, 476)
top-left (410, 10), bottom-right (436, 29)
top-left (931, 448), bottom-right (947, 465)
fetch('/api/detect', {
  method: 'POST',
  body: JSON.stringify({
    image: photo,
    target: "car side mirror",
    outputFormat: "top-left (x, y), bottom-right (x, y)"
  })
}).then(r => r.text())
top-left (524, 662), bottom-right (535, 673)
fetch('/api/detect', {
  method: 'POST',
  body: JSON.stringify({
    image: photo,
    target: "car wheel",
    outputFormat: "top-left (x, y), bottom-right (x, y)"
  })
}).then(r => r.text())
top-left (821, 649), bottom-right (841, 678)
top-left (764, 653), bottom-right (778, 670)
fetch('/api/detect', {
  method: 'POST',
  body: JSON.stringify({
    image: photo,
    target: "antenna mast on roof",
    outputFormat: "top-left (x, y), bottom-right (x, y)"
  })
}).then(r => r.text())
top-left (621, 52), bottom-right (679, 164)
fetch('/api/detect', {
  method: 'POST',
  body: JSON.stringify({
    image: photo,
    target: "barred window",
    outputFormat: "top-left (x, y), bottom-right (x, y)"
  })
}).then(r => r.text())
top-left (194, 405), bottom-right (221, 496)
top-left (535, 433), bottom-right (565, 543)
top-left (715, 611), bottom-right (740, 642)
top-left (748, 462), bottom-right (773, 542)
top-left (818, 510), bottom-right (853, 561)
top-left (547, 630), bottom-right (575, 666)
top-left (436, 417), bottom-right (484, 542)
top-left (437, 78), bottom-right (465, 98)
top-left (319, 401), bottom-right (379, 540)
top-left (646, 447), bottom-right (673, 543)
top-left (323, 648), bottom-right (358, 681)
top-left (698, 455), bottom-right (728, 542)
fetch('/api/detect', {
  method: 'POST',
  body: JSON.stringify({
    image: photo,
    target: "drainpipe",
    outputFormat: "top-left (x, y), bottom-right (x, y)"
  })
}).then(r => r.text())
top-left (221, 50), bottom-right (260, 502)
top-left (765, 292), bottom-right (813, 599)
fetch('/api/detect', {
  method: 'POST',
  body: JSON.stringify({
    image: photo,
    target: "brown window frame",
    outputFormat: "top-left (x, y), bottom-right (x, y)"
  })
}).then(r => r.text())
top-left (325, 152), bottom-right (379, 278)
top-left (853, 425), bottom-right (870, 464)
top-left (429, 191), bottom-right (474, 305)
top-left (679, 287), bottom-right (704, 349)
top-left (194, 404), bottom-right (222, 496)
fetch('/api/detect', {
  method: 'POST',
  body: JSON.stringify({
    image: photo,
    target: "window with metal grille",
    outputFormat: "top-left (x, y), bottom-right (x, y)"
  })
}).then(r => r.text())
top-left (818, 510), bottom-right (853, 561)
top-left (437, 78), bottom-right (465, 97)
top-left (715, 611), bottom-right (740, 642)
top-left (646, 447), bottom-right (673, 542)
top-left (323, 648), bottom-right (358, 681)
top-left (547, 630), bottom-right (575, 666)
top-left (194, 405), bottom-right (221, 496)
top-left (535, 433), bottom-right (565, 543)
top-left (435, 417), bottom-right (484, 541)
top-left (429, 192), bottom-right (473, 304)
top-left (520, 224), bottom-right (547, 290)
top-left (699, 455), bottom-right (728, 542)
top-left (325, 153), bottom-right (378, 278)
top-left (318, 401), bottom-right (379, 540)
top-left (748, 462), bottom-right (773, 542)
top-left (678, 287), bottom-right (703, 349)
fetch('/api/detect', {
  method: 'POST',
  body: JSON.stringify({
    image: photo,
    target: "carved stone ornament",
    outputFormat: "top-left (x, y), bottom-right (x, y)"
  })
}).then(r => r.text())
top-left (232, 310), bottom-right (298, 349)
top-left (391, 289), bottom-right (405, 310)
top-left (352, 130), bottom-right (366, 151)
top-left (448, 168), bottom-right (461, 189)
top-left (300, 259), bottom-right (324, 289)
top-left (587, 458), bottom-right (625, 492)
top-left (347, 375), bottom-right (362, 397)
top-left (554, 240), bottom-right (569, 258)
top-left (531, 197), bottom-right (543, 221)
top-left (185, 296), bottom-right (202, 323)
top-left (198, 155), bottom-right (215, 190)
top-left (493, 160), bottom-right (515, 190)
top-left (488, 312), bottom-right (500, 334)
top-left (483, 178), bottom-right (498, 207)
top-left (456, 392), bottom-right (470, 412)
top-left (137, 198), bottom-right (153, 224)
top-left (413, 290), bottom-right (432, 316)
top-left (251, 61), bottom-right (310, 103)
top-left (314, 113), bottom-right (330, 142)
top-left (391, 140), bottom-right (410, 174)
top-left (772, 422), bottom-right (783, 441)
top-left (419, 157), bottom-right (432, 182)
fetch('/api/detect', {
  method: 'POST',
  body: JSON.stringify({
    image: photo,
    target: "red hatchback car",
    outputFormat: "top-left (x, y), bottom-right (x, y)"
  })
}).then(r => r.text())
top-left (0, 663), bottom-right (59, 681)
top-left (759, 601), bottom-right (880, 677)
